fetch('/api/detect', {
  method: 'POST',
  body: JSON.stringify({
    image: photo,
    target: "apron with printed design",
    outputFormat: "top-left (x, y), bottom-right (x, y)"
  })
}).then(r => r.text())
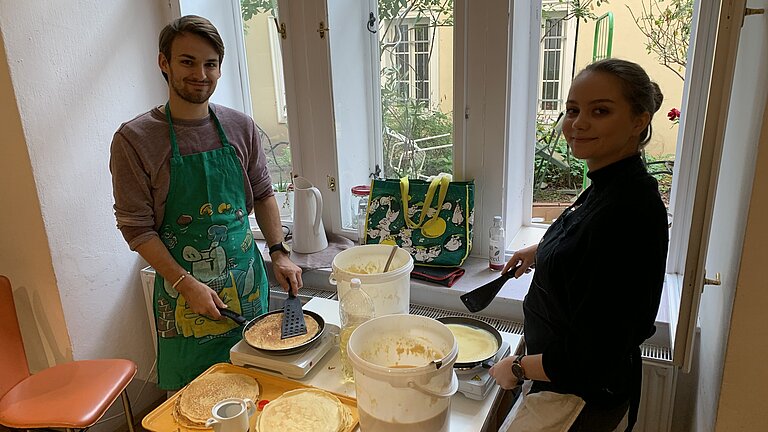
top-left (153, 103), bottom-right (268, 389)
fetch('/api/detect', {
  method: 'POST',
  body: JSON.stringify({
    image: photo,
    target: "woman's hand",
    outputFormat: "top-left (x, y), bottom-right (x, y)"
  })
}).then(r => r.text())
top-left (503, 243), bottom-right (539, 278)
top-left (489, 356), bottom-right (520, 390)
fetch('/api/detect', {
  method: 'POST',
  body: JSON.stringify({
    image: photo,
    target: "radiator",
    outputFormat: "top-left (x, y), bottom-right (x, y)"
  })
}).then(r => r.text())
top-left (636, 346), bottom-right (677, 432)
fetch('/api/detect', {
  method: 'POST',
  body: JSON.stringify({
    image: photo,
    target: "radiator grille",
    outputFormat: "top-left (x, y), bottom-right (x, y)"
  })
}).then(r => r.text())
top-left (409, 303), bottom-right (525, 335)
top-left (269, 286), bottom-right (337, 300)
top-left (408, 303), bottom-right (672, 362)
top-left (282, 291), bottom-right (671, 362)
top-left (641, 343), bottom-right (672, 361)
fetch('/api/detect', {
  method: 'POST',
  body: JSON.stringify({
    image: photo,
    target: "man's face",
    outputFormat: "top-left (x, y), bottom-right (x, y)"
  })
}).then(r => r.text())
top-left (159, 32), bottom-right (221, 104)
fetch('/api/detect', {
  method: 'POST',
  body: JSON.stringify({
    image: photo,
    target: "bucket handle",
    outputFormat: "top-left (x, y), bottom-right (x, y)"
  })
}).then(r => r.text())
top-left (406, 371), bottom-right (458, 398)
top-left (329, 271), bottom-right (337, 285)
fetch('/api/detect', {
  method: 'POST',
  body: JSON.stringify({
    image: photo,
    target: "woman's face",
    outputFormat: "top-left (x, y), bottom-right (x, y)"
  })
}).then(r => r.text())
top-left (563, 71), bottom-right (650, 171)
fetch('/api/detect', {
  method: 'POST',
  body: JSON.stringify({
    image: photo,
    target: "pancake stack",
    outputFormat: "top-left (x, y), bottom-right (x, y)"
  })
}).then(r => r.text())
top-left (256, 388), bottom-right (354, 432)
top-left (172, 372), bottom-right (261, 428)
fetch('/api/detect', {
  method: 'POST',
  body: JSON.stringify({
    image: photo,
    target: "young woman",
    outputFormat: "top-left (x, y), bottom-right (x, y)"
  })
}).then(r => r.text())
top-left (490, 59), bottom-right (669, 432)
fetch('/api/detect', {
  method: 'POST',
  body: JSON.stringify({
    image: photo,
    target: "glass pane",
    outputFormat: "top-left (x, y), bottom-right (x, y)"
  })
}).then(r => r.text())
top-left (545, 52), bottom-right (558, 79)
top-left (380, 4), bottom-right (453, 179)
top-left (397, 53), bottom-right (410, 80)
top-left (241, 7), bottom-right (293, 219)
top-left (416, 53), bottom-right (428, 80)
top-left (534, 11), bottom-right (584, 224)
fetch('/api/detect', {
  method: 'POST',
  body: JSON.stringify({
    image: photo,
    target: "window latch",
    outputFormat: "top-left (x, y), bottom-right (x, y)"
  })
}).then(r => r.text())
top-left (703, 272), bottom-right (721, 287)
top-left (367, 12), bottom-right (378, 34)
top-left (317, 21), bottom-right (329, 39)
top-left (272, 17), bottom-right (286, 39)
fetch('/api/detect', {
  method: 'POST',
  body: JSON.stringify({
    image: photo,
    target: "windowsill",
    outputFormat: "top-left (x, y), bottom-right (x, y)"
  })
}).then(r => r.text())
top-left (250, 228), bottom-right (672, 348)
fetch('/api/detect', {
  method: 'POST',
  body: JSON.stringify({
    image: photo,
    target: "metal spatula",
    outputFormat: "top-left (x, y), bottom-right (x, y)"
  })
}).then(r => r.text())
top-left (281, 281), bottom-right (307, 339)
top-left (460, 263), bottom-right (522, 313)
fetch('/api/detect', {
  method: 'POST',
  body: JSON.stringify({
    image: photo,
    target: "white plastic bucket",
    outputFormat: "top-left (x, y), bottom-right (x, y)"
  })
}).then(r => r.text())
top-left (348, 314), bottom-right (459, 432)
top-left (330, 245), bottom-right (414, 316)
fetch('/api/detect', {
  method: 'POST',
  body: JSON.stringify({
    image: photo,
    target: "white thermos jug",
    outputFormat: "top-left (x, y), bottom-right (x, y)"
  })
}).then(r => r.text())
top-left (291, 176), bottom-right (328, 253)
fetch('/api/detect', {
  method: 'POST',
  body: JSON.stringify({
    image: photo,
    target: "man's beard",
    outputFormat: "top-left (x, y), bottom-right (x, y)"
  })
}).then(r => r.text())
top-left (170, 78), bottom-right (215, 104)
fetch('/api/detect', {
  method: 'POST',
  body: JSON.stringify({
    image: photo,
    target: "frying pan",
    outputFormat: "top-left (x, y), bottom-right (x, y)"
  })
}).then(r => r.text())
top-left (220, 308), bottom-right (326, 356)
top-left (437, 316), bottom-right (503, 370)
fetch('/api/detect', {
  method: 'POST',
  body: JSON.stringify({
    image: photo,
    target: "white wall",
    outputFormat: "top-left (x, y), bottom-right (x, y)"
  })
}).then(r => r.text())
top-left (0, 0), bottom-right (171, 428)
top-left (692, 1), bottom-right (768, 430)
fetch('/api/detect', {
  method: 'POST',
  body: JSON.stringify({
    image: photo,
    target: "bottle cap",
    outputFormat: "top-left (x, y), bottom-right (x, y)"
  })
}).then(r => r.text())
top-left (493, 216), bottom-right (502, 222)
top-left (351, 185), bottom-right (371, 196)
top-left (351, 278), bottom-right (362, 288)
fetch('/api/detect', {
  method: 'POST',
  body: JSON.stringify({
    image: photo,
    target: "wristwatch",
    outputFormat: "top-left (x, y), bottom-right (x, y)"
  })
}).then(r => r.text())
top-left (511, 354), bottom-right (526, 383)
top-left (268, 241), bottom-right (291, 256)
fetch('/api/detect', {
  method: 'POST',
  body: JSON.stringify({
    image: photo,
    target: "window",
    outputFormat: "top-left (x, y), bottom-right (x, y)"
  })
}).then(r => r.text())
top-left (540, 18), bottom-right (564, 112)
top-left (379, 9), bottom-right (452, 181)
top-left (388, 22), bottom-right (432, 103)
top-left (532, 7), bottom-right (581, 225)
top-left (174, 0), bottom-right (742, 371)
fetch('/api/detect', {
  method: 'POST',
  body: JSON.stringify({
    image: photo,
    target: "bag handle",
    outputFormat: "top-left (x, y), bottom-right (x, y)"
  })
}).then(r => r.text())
top-left (401, 175), bottom-right (450, 229)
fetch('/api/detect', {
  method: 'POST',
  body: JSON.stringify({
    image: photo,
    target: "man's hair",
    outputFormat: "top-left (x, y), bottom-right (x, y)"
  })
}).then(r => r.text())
top-left (158, 15), bottom-right (225, 82)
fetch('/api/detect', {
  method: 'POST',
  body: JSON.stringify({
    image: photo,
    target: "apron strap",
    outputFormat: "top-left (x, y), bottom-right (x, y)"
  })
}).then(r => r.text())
top-left (624, 346), bottom-right (642, 432)
top-left (165, 102), bottom-right (231, 158)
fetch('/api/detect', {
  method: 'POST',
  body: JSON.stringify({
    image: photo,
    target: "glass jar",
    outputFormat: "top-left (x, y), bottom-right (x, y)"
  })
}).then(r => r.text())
top-left (351, 185), bottom-right (371, 243)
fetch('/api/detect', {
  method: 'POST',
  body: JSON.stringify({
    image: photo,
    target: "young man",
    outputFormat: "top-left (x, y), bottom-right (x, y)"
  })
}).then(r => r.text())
top-left (110, 15), bottom-right (302, 389)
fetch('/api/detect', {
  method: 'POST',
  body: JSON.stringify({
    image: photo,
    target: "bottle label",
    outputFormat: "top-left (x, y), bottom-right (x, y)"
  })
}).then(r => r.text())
top-left (489, 241), bottom-right (504, 270)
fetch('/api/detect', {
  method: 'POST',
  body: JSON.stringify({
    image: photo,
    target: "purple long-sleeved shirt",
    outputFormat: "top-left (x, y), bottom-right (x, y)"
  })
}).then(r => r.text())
top-left (110, 103), bottom-right (274, 250)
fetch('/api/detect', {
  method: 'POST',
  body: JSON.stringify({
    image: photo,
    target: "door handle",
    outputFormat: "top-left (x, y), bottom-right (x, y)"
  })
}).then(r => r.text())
top-left (704, 272), bottom-right (721, 286)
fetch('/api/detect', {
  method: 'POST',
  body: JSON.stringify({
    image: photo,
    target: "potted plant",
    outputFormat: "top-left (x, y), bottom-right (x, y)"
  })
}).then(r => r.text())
top-left (274, 174), bottom-right (293, 219)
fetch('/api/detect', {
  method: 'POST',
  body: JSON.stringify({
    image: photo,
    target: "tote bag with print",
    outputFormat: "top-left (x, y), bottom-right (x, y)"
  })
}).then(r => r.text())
top-left (363, 175), bottom-right (474, 267)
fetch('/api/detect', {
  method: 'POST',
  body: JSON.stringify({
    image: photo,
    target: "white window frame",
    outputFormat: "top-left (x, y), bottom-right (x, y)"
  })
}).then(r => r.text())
top-left (267, 16), bottom-right (288, 124)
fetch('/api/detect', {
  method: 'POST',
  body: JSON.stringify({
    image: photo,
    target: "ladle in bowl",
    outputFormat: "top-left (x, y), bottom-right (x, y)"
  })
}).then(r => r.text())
top-left (383, 245), bottom-right (399, 272)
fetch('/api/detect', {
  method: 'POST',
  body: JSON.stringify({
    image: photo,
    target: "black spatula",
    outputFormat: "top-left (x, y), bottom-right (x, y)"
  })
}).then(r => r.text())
top-left (460, 263), bottom-right (523, 313)
top-left (281, 281), bottom-right (307, 339)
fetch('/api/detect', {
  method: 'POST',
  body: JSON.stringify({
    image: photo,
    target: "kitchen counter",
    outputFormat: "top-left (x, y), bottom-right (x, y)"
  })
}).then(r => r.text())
top-left (287, 297), bottom-right (523, 432)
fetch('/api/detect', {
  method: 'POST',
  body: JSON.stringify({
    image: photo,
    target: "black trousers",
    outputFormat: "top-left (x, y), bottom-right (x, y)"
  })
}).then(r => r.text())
top-left (568, 400), bottom-right (629, 432)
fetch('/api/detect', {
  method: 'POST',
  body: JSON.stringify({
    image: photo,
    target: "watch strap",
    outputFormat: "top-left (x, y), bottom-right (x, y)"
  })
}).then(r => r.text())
top-left (512, 353), bottom-right (527, 382)
top-left (269, 242), bottom-right (287, 255)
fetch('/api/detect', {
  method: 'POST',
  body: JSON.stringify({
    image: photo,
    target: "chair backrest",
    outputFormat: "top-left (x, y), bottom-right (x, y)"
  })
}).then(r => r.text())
top-left (0, 275), bottom-right (31, 398)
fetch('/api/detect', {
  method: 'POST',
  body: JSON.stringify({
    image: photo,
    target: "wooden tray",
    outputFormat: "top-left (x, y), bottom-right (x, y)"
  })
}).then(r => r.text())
top-left (142, 363), bottom-right (359, 432)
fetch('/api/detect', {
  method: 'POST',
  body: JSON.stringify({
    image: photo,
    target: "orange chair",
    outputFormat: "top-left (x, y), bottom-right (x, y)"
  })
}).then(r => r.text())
top-left (0, 275), bottom-right (137, 432)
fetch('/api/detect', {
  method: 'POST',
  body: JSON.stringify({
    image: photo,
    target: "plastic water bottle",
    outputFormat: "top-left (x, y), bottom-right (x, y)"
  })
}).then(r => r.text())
top-left (339, 278), bottom-right (375, 382)
top-left (489, 216), bottom-right (505, 271)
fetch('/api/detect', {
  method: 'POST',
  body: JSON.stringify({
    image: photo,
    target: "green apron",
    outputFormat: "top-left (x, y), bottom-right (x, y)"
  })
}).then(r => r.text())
top-left (153, 103), bottom-right (268, 390)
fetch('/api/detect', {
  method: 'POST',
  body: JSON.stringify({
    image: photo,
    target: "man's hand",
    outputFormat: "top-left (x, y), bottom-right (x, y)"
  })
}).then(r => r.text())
top-left (272, 253), bottom-right (302, 295)
top-left (175, 277), bottom-right (227, 320)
